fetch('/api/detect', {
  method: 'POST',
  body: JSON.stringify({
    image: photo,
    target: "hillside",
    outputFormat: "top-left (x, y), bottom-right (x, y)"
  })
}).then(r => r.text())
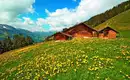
top-left (95, 9), bottom-right (130, 39)
top-left (84, 0), bottom-right (130, 27)
top-left (0, 38), bottom-right (130, 80)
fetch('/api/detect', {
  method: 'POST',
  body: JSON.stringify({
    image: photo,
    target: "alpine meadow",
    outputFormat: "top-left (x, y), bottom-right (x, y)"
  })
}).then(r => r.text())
top-left (0, 0), bottom-right (130, 80)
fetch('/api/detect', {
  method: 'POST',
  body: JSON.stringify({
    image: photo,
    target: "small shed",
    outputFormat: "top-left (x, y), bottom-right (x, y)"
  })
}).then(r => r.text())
top-left (54, 32), bottom-right (72, 40)
top-left (99, 27), bottom-right (119, 39)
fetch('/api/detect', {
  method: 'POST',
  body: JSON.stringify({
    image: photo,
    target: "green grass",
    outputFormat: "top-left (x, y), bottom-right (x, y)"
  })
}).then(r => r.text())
top-left (0, 38), bottom-right (130, 80)
top-left (95, 9), bottom-right (130, 39)
top-left (119, 30), bottom-right (130, 39)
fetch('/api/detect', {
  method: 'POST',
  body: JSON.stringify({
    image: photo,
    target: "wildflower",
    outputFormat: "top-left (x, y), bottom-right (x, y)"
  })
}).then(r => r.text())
top-left (74, 69), bottom-right (77, 72)
top-left (45, 71), bottom-right (49, 75)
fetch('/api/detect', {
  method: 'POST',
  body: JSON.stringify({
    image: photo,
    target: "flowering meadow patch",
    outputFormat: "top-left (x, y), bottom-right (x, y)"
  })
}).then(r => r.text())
top-left (0, 38), bottom-right (130, 80)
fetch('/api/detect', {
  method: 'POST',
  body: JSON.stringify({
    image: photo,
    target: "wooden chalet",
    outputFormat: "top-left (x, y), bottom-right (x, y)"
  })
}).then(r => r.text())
top-left (54, 23), bottom-right (98, 40)
top-left (98, 27), bottom-right (119, 39)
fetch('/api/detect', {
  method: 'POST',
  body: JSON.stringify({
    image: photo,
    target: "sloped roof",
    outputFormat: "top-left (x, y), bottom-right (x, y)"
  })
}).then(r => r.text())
top-left (60, 32), bottom-right (73, 37)
top-left (99, 27), bottom-right (119, 33)
top-left (52, 32), bottom-right (72, 37)
top-left (63, 23), bottom-right (98, 33)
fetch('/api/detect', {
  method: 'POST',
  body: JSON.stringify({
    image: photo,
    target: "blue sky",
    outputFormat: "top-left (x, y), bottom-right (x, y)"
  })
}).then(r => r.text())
top-left (35, 0), bottom-right (80, 12)
top-left (0, 0), bottom-right (128, 32)
top-left (21, 0), bottom-right (80, 20)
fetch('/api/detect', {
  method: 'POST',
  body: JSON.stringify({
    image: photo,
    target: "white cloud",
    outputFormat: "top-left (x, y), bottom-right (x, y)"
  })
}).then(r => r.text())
top-left (0, 0), bottom-right (35, 23)
top-left (36, 18), bottom-right (46, 26)
top-left (41, 0), bottom-right (127, 31)
top-left (23, 17), bottom-right (35, 25)
top-left (0, 0), bottom-right (44, 32)
top-left (8, 17), bottom-right (45, 32)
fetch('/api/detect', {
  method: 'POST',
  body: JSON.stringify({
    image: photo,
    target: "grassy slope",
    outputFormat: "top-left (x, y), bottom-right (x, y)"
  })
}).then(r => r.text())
top-left (0, 38), bottom-right (130, 80)
top-left (95, 9), bottom-right (130, 39)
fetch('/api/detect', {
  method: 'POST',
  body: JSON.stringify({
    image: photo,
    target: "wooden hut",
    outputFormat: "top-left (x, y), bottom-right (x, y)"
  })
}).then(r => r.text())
top-left (63, 23), bottom-right (98, 38)
top-left (98, 27), bottom-right (118, 39)
top-left (54, 32), bottom-right (72, 40)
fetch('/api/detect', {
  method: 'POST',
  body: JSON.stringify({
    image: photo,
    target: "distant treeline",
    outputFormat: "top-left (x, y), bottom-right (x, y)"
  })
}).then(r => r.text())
top-left (0, 34), bottom-right (34, 54)
top-left (85, 0), bottom-right (130, 27)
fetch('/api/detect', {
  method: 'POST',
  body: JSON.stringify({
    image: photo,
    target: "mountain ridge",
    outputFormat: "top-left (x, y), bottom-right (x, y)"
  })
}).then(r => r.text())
top-left (0, 24), bottom-right (54, 42)
top-left (84, 0), bottom-right (130, 28)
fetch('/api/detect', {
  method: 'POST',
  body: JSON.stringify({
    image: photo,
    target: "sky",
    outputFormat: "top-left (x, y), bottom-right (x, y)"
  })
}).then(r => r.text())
top-left (0, 0), bottom-right (128, 32)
